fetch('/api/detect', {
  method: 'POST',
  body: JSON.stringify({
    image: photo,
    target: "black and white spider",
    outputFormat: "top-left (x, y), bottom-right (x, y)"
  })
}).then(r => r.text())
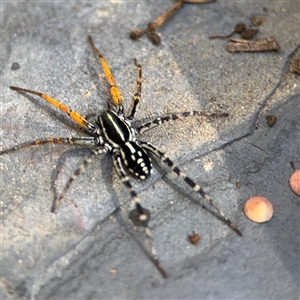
top-left (1, 36), bottom-right (242, 278)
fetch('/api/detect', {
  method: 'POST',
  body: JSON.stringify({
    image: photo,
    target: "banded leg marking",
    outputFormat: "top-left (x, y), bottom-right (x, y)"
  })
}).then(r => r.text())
top-left (10, 86), bottom-right (96, 133)
top-left (140, 141), bottom-right (242, 236)
top-left (51, 147), bottom-right (107, 212)
top-left (0, 137), bottom-right (99, 156)
top-left (127, 59), bottom-right (142, 120)
top-left (112, 153), bottom-right (167, 278)
top-left (88, 36), bottom-right (123, 113)
top-left (136, 111), bottom-right (229, 134)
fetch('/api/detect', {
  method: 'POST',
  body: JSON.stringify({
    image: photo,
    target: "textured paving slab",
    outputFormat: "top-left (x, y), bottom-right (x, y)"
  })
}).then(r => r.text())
top-left (1, 1), bottom-right (299, 299)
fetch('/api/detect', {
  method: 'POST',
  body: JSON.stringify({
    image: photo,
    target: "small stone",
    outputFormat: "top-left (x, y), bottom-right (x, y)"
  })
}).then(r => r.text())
top-left (244, 196), bottom-right (273, 223)
top-left (289, 169), bottom-right (300, 196)
top-left (188, 231), bottom-right (200, 245)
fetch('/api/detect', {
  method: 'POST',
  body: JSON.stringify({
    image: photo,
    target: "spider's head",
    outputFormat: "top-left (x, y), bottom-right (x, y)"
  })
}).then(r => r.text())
top-left (97, 110), bottom-right (132, 147)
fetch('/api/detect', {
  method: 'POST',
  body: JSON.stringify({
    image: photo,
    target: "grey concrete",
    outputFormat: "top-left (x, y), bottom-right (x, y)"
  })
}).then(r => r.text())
top-left (1, 1), bottom-right (299, 299)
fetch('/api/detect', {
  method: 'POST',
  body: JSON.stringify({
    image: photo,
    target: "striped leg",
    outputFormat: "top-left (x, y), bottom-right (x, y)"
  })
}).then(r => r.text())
top-left (88, 36), bottom-right (123, 114)
top-left (10, 86), bottom-right (97, 133)
top-left (112, 153), bottom-right (167, 278)
top-left (136, 111), bottom-right (229, 134)
top-left (0, 137), bottom-right (99, 156)
top-left (139, 141), bottom-right (242, 236)
top-left (127, 59), bottom-right (142, 120)
top-left (51, 147), bottom-right (108, 212)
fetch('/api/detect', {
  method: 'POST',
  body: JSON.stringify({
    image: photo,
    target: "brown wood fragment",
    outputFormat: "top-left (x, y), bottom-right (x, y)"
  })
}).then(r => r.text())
top-left (130, 1), bottom-right (184, 44)
top-left (290, 161), bottom-right (296, 172)
top-left (147, 1), bottom-right (184, 32)
top-left (227, 37), bottom-right (280, 52)
top-left (266, 115), bottom-right (277, 127)
top-left (130, 29), bottom-right (148, 40)
top-left (183, 0), bottom-right (216, 2)
top-left (290, 55), bottom-right (300, 75)
top-left (234, 23), bottom-right (246, 33)
top-left (130, 0), bottom-right (216, 45)
top-left (251, 17), bottom-right (265, 26)
top-left (240, 28), bottom-right (258, 40)
top-left (188, 231), bottom-right (200, 245)
top-left (149, 31), bottom-right (161, 45)
top-left (209, 23), bottom-right (246, 39)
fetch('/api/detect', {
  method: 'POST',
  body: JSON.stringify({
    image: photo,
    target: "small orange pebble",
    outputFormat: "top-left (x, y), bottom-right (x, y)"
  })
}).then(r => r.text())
top-left (289, 169), bottom-right (300, 196)
top-left (289, 161), bottom-right (300, 196)
top-left (244, 196), bottom-right (273, 223)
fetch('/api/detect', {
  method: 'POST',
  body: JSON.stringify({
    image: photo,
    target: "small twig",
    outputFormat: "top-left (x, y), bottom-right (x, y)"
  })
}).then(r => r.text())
top-left (251, 17), bottom-right (265, 26)
top-left (290, 55), bottom-right (300, 75)
top-left (209, 31), bottom-right (235, 40)
top-left (182, 0), bottom-right (215, 2)
top-left (290, 161), bottom-right (296, 172)
top-left (266, 115), bottom-right (277, 127)
top-left (130, 0), bottom-right (216, 45)
top-left (149, 31), bottom-right (161, 46)
top-left (130, 1), bottom-right (184, 41)
top-left (240, 28), bottom-right (258, 40)
top-left (130, 29), bottom-right (149, 40)
top-left (147, 0), bottom-right (184, 32)
top-left (209, 23), bottom-right (246, 39)
top-left (227, 37), bottom-right (280, 52)
top-left (209, 23), bottom-right (258, 40)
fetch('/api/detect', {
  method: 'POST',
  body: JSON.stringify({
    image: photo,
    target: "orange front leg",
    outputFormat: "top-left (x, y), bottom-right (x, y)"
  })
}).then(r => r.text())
top-left (10, 86), bottom-right (96, 133)
top-left (88, 36), bottom-right (123, 111)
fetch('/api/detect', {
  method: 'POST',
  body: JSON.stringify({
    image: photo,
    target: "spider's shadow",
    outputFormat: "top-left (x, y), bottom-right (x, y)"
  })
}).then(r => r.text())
top-left (51, 145), bottom-right (165, 276)
top-left (113, 205), bottom-right (164, 276)
top-left (50, 145), bottom-right (122, 216)
top-left (151, 157), bottom-right (233, 229)
top-left (48, 136), bottom-right (233, 276)
top-left (106, 154), bottom-right (235, 277)
top-left (50, 147), bottom-right (92, 202)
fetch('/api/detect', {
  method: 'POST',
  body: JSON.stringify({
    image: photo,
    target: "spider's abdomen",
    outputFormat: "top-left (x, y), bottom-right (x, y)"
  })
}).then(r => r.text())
top-left (120, 141), bottom-right (152, 180)
top-left (99, 110), bottom-right (132, 147)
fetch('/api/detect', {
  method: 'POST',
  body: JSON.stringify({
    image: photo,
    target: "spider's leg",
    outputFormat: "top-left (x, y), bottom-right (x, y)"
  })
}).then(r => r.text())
top-left (88, 35), bottom-right (123, 114)
top-left (112, 153), bottom-right (167, 278)
top-left (10, 86), bottom-right (96, 134)
top-left (51, 147), bottom-right (108, 212)
top-left (136, 111), bottom-right (229, 134)
top-left (0, 137), bottom-right (100, 156)
top-left (140, 141), bottom-right (242, 236)
top-left (127, 59), bottom-right (142, 120)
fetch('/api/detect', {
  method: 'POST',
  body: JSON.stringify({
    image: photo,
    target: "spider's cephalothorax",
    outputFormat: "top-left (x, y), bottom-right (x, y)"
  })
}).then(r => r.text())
top-left (1, 36), bottom-right (242, 278)
top-left (97, 110), bottom-right (153, 180)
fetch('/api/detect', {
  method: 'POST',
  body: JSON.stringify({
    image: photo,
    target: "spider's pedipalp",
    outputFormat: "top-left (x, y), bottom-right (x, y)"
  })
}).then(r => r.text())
top-left (140, 141), bottom-right (242, 236)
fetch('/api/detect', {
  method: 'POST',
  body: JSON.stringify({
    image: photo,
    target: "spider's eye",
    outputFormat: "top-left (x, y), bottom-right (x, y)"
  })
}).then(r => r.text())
top-left (120, 141), bottom-right (152, 180)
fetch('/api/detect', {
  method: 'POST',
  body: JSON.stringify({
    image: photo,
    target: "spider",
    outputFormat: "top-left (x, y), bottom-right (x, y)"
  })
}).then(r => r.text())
top-left (1, 36), bottom-right (242, 278)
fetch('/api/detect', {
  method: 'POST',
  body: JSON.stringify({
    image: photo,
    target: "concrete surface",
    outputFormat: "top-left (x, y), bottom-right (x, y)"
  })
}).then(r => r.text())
top-left (1, 1), bottom-right (299, 299)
